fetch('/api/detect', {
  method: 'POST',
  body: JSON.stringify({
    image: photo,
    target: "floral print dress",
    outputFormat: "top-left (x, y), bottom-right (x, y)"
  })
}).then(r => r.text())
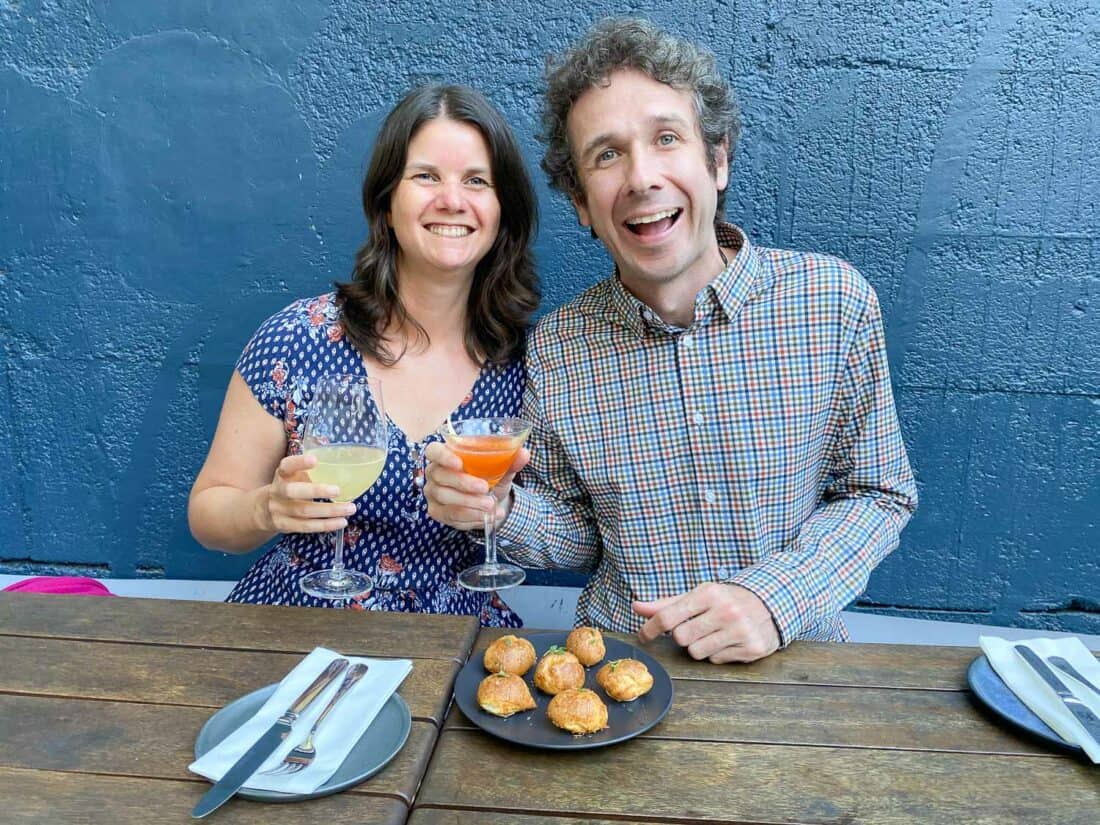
top-left (225, 293), bottom-right (524, 627)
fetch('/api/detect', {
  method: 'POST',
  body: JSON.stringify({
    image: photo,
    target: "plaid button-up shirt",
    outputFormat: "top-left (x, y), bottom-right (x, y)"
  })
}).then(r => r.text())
top-left (499, 223), bottom-right (917, 644)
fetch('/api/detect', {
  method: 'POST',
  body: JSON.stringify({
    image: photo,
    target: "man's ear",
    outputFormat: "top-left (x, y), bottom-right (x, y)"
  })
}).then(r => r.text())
top-left (713, 137), bottom-right (730, 192)
top-left (571, 193), bottom-right (592, 228)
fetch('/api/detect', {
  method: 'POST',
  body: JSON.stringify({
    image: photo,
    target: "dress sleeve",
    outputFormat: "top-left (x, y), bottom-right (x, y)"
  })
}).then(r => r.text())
top-left (234, 300), bottom-right (305, 422)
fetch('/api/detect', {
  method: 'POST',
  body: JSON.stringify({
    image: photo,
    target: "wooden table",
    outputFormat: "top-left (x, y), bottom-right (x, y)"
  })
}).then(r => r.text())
top-left (413, 628), bottom-right (1100, 825)
top-left (0, 592), bottom-right (479, 824)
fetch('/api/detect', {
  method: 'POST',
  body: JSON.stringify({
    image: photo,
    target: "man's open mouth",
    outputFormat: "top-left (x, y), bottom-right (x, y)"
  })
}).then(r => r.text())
top-left (624, 208), bottom-right (682, 237)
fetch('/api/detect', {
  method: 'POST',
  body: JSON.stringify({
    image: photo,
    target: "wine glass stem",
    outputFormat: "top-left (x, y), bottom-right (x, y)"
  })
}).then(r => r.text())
top-left (330, 524), bottom-right (347, 582)
top-left (483, 492), bottom-right (499, 568)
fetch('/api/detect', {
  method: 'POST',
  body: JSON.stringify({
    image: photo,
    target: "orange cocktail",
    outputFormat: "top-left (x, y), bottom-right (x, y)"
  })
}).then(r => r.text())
top-left (443, 417), bottom-right (532, 592)
top-left (450, 433), bottom-right (526, 487)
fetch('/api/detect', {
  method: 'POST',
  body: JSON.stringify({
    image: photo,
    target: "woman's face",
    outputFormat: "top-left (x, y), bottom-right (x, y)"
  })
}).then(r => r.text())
top-left (388, 117), bottom-right (502, 284)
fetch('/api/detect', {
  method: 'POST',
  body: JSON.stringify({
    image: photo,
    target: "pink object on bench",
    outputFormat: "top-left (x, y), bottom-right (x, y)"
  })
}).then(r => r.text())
top-left (3, 576), bottom-right (116, 596)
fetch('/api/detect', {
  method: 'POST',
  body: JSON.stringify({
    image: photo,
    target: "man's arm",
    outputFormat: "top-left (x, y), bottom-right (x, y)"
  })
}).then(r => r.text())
top-left (727, 288), bottom-right (917, 646)
top-left (635, 285), bottom-right (916, 661)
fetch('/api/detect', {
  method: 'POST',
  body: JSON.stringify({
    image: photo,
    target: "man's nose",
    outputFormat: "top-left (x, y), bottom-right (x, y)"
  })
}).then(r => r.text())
top-left (625, 149), bottom-right (661, 194)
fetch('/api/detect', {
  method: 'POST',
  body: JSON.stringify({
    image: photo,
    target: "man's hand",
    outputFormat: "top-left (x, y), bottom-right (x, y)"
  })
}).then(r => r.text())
top-left (633, 582), bottom-right (781, 664)
top-left (423, 443), bottom-right (530, 530)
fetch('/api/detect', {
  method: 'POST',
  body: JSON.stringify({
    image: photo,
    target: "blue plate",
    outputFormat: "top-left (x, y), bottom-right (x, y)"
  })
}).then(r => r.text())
top-left (967, 654), bottom-right (1081, 753)
top-left (194, 683), bottom-right (411, 802)
top-left (454, 631), bottom-right (673, 750)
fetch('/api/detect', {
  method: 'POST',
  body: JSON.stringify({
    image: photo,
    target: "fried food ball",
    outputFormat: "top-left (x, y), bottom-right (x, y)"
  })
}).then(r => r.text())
top-left (596, 658), bottom-right (654, 702)
top-left (482, 634), bottom-right (537, 676)
top-left (533, 645), bottom-right (585, 695)
top-left (565, 626), bottom-right (606, 666)
top-left (547, 687), bottom-right (609, 735)
top-left (476, 671), bottom-right (537, 718)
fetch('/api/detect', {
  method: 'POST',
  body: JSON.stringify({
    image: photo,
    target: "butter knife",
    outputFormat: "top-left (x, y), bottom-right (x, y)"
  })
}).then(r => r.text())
top-left (1048, 655), bottom-right (1100, 699)
top-left (1013, 645), bottom-right (1100, 746)
top-left (192, 657), bottom-right (349, 818)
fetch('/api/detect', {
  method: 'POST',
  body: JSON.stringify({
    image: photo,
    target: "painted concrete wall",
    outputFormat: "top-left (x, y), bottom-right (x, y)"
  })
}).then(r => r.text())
top-left (1, 1), bottom-right (1097, 632)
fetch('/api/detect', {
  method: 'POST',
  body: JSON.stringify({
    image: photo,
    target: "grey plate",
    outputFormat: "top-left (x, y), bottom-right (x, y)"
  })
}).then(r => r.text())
top-left (454, 631), bottom-right (673, 750)
top-left (967, 655), bottom-right (1082, 754)
top-left (194, 684), bottom-right (412, 802)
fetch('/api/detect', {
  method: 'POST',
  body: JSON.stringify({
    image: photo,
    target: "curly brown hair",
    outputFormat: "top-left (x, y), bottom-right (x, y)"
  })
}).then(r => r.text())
top-left (541, 17), bottom-right (741, 215)
top-left (336, 84), bottom-right (540, 367)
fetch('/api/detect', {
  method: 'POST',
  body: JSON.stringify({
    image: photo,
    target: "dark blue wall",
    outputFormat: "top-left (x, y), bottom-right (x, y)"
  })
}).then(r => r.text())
top-left (2, 1), bottom-right (1097, 633)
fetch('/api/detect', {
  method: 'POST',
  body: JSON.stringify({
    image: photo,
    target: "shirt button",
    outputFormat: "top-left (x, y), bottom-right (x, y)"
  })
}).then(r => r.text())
top-left (704, 489), bottom-right (717, 504)
top-left (681, 334), bottom-right (694, 348)
top-left (716, 566), bottom-right (731, 580)
top-left (692, 412), bottom-right (705, 426)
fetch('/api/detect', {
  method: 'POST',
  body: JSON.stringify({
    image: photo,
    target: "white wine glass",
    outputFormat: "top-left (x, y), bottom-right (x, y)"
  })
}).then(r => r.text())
top-left (299, 374), bottom-right (387, 601)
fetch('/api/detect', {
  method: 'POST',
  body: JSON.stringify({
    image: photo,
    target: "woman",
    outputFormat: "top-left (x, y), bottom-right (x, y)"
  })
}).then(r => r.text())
top-left (188, 85), bottom-right (539, 625)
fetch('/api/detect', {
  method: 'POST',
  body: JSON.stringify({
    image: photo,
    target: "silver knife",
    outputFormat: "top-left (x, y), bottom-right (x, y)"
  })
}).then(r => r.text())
top-left (1014, 645), bottom-right (1100, 746)
top-left (192, 657), bottom-right (349, 818)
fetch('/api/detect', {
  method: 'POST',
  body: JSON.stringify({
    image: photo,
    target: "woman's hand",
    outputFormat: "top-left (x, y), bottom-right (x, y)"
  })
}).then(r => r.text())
top-left (260, 453), bottom-right (357, 534)
top-left (423, 443), bottom-right (529, 530)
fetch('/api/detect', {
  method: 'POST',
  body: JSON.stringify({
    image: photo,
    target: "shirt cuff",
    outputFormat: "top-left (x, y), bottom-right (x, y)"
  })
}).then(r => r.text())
top-left (726, 561), bottom-right (814, 648)
top-left (496, 485), bottom-right (542, 554)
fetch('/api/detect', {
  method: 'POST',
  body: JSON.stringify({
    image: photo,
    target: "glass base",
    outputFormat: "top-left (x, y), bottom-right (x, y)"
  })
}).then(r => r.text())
top-left (300, 568), bottom-right (373, 601)
top-left (457, 562), bottom-right (526, 592)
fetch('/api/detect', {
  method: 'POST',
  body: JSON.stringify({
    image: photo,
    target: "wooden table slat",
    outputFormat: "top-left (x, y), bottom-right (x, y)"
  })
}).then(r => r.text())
top-left (446, 676), bottom-right (1051, 756)
top-left (1, 766), bottom-right (408, 825)
top-left (0, 634), bottom-right (460, 724)
top-left (0, 592), bottom-right (480, 662)
top-left (475, 628), bottom-right (983, 690)
top-left (419, 729), bottom-right (1100, 825)
top-left (0, 694), bottom-right (437, 804)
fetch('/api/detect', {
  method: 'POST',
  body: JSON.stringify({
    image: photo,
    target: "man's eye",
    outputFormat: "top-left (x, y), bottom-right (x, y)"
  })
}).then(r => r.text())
top-left (658, 134), bottom-right (679, 146)
top-left (597, 149), bottom-right (618, 164)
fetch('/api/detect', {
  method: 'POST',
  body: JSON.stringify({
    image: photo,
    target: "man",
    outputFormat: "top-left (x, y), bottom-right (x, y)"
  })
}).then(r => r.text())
top-left (425, 18), bottom-right (917, 663)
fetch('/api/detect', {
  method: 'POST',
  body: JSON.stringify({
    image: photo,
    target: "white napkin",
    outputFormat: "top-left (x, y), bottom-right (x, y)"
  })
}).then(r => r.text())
top-left (979, 635), bottom-right (1100, 763)
top-left (189, 647), bottom-right (412, 794)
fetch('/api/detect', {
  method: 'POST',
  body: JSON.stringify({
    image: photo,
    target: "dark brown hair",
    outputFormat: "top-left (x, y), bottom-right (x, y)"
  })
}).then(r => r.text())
top-left (541, 17), bottom-right (740, 216)
top-left (336, 84), bottom-right (540, 366)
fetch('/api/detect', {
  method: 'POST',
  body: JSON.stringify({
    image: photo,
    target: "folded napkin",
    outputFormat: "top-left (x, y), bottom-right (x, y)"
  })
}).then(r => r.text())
top-left (980, 635), bottom-right (1100, 763)
top-left (189, 647), bottom-right (412, 794)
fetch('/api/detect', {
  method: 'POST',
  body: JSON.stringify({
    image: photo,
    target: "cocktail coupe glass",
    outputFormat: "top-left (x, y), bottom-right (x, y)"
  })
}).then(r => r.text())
top-left (298, 375), bottom-right (387, 600)
top-left (443, 417), bottom-right (531, 591)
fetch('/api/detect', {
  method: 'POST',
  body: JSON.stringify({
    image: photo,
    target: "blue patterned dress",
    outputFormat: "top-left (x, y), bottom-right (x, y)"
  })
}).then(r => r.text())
top-left (225, 293), bottom-right (525, 627)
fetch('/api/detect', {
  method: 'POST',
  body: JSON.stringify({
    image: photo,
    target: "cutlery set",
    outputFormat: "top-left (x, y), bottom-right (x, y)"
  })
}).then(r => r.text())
top-left (192, 658), bottom-right (366, 818)
top-left (1012, 644), bottom-right (1100, 746)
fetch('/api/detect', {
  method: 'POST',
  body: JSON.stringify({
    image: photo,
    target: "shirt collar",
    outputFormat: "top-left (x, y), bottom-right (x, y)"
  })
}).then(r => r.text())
top-left (604, 221), bottom-right (762, 336)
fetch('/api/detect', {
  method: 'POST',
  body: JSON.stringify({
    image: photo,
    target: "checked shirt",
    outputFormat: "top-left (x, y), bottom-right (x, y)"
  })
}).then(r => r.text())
top-left (499, 222), bottom-right (917, 644)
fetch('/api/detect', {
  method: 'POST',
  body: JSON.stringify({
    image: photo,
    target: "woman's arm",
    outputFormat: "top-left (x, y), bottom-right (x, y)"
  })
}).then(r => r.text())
top-left (188, 371), bottom-right (352, 553)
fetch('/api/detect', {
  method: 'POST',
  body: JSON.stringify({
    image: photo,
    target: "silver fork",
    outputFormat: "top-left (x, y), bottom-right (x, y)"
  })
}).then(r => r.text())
top-left (1048, 656), bottom-right (1100, 699)
top-left (261, 662), bottom-right (369, 776)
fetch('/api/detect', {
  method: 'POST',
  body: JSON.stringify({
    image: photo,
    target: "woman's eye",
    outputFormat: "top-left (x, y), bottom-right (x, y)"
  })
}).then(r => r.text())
top-left (412, 172), bottom-right (437, 182)
top-left (467, 176), bottom-right (491, 188)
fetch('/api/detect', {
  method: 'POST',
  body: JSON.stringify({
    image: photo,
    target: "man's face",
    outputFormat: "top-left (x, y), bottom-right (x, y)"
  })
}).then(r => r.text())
top-left (566, 69), bottom-right (728, 296)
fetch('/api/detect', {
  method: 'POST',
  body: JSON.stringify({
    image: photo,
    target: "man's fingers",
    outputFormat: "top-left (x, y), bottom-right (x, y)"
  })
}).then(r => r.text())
top-left (634, 593), bottom-right (703, 641)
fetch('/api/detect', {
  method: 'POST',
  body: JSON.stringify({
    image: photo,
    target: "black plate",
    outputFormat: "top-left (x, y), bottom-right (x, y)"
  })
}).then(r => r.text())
top-left (967, 654), bottom-right (1081, 753)
top-left (453, 631), bottom-right (673, 750)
